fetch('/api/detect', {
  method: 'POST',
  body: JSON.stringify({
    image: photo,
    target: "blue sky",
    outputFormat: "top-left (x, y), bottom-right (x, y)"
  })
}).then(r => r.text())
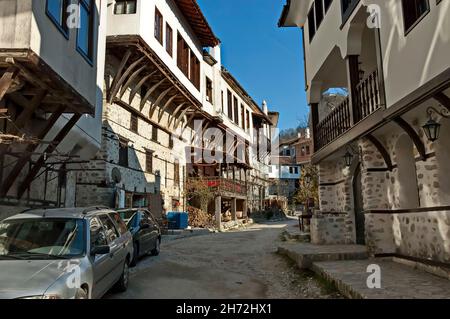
top-left (197, 0), bottom-right (309, 130)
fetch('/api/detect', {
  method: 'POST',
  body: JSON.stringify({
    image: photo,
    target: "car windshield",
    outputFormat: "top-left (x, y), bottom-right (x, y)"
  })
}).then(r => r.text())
top-left (119, 211), bottom-right (137, 228)
top-left (0, 218), bottom-right (85, 260)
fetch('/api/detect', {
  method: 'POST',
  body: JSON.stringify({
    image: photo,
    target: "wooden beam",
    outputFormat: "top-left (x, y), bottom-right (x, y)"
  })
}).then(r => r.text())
top-left (394, 117), bottom-right (426, 161)
top-left (434, 92), bottom-right (450, 112)
top-left (0, 66), bottom-right (19, 101)
top-left (110, 56), bottom-right (145, 101)
top-left (128, 70), bottom-right (157, 105)
top-left (174, 106), bottom-right (191, 129)
top-left (168, 102), bottom-right (187, 127)
top-left (158, 94), bottom-right (179, 122)
top-left (107, 50), bottom-right (131, 103)
top-left (366, 134), bottom-right (393, 171)
top-left (0, 105), bottom-right (65, 196)
top-left (181, 112), bottom-right (196, 135)
top-left (149, 87), bottom-right (172, 119)
top-left (140, 78), bottom-right (167, 110)
top-left (14, 90), bottom-right (47, 129)
top-left (119, 65), bottom-right (147, 99)
top-left (17, 113), bottom-right (82, 198)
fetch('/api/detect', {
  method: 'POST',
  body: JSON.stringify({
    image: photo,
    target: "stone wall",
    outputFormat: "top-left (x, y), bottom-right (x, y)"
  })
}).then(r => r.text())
top-left (311, 213), bottom-right (354, 245)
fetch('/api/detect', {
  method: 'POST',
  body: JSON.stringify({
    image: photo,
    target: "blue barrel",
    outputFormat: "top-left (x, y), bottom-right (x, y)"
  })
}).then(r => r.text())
top-left (167, 212), bottom-right (189, 229)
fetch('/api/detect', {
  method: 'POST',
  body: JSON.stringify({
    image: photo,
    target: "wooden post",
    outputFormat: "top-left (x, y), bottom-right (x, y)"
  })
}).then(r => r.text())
top-left (310, 103), bottom-right (319, 152)
top-left (346, 55), bottom-right (360, 125)
top-left (215, 195), bottom-right (222, 230)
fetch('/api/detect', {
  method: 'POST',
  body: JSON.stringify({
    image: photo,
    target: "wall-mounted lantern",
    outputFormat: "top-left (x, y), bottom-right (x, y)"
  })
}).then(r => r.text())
top-left (344, 150), bottom-right (354, 167)
top-left (423, 106), bottom-right (449, 142)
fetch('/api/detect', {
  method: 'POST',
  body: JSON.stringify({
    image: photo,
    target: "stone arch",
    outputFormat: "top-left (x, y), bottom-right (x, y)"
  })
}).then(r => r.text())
top-left (393, 134), bottom-right (420, 209)
top-left (434, 117), bottom-right (450, 205)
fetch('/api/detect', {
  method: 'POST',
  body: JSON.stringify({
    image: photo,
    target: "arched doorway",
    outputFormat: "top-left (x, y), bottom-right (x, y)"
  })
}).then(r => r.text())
top-left (353, 163), bottom-right (365, 245)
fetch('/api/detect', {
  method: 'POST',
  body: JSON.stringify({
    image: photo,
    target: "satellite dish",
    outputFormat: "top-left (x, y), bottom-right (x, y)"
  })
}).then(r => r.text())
top-left (111, 167), bottom-right (122, 184)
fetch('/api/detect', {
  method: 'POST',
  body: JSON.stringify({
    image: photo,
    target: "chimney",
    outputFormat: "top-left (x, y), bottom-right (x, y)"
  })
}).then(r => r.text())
top-left (305, 128), bottom-right (311, 139)
top-left (262, 100), bottom-right (268, 115)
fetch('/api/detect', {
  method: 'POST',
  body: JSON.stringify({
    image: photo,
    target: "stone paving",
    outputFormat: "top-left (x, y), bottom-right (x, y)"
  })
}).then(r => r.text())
top-left (312, 259), bottom-right (450, 299)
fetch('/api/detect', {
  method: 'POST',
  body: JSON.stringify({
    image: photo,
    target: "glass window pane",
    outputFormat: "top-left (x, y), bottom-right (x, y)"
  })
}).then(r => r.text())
top-left (77, 4), bottom-right (90, 57)
top-left (47, 0), bottom-right (63, 24)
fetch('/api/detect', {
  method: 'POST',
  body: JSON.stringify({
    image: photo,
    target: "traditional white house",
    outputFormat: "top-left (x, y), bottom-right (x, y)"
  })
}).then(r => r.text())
top-left (73, 0), bottom-right (277, 227)
top-left (0, 0), bottom-right (107, 219)
top-left (280, 0), bottom-right (450, 267)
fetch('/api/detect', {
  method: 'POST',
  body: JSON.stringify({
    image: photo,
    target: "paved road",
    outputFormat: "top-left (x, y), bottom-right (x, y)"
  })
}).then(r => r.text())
top-left (107, 219), bottom-right (338, 299)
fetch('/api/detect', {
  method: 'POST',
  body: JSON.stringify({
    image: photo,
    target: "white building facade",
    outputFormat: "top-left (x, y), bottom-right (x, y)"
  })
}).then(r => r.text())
top-left (280, 0), bottom-right (450, 267)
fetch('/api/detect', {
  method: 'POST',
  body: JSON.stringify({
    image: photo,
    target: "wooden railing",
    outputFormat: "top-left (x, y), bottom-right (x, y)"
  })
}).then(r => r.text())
top-left (188, 177), bottom-right (246, 195)
top-left (354, 70), bottom-right (381, 123)
top-left (315, 70), bottom-right (381, 150)
top-left (316, 97), bottom-right (351, 150)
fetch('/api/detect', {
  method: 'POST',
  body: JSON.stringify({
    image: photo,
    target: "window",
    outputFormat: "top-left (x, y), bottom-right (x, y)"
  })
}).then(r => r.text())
top-left (99, 215), bottom-right (120, 243)
top-left (206, 77), bottom-right (213, 103)
top-left (289, 167), bottom-right (294, 174)
top-left (241, 105), bottom-right (245, 130)
top-left (119, 139), bottom-right (129, 167)
top-left (174, 162), bottom-right (180, 186)
top-left (145, 150), bottom-right (153, 173)
top-left (130, 113), bottom-right (138, 133)
top-left (307, 5), bottom-right (316, 41)
top-left (306, 145), bottom-right (311, 155)
top-left (166, 23), bottom-right (173, 56)
top-left (234, 97), bottom-right (239, 124)
top-left (114, 0), bottom-right (137, 14)
top-left (169, 135), bottom-right (174, 149)
top-left (190, 54), bottom-right (200, 90)
top-left (221, 91), bottom-right (224, 113)
top-left (315, 0), bottom-right (324, 28)
top-left (294, 167), bottom-right (299, 175)
top-left (227, 90), bottom-right (233, 119)
top-left (177, 33), bottom-right (189, 76)
top-left (77, 0), bottom-right (95, 62)
top-left (246, 110), bottom-right (250, 131)
top-left (154, 7), bottom-right (163, 44)
top-left (90, 217), bottom-right (107, 247)
top-left (152, 126), bottom-right (158, 142)
top-left (110, 213), bottom-right (128, 235)
top-left (46, 0), bottom-right (70, 37)
top-left (402, 0), bottom-right (430, 34)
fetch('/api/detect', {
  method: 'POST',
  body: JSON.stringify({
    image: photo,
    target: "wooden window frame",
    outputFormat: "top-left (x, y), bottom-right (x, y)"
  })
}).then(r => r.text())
top-left (46, 0), bottom-right (70, 39)
top-left (152, 126), bottom-right (159, 143)
top-left (130, 113), bottom-right (138, 133)
top-left (206, 77), bottom-right (213, 104)
top-left (227, 90), bottom-right (233, 120)
top-left (76, 0), bottom-right (96, 65)
top-left (145, 149), bottom-right (154, 173)
top-left (118, 138), bottom-right (129, 167)
top-left (166, 23), bottom-right (173, 56)
top-left (154, 7), bottom-right (163, 45)
top-left (114, 0), bottom-right (137, 15)
top-left (233, 96), bottom-right (239, 124)
top-left (402, 0), bottom-right (430, 36)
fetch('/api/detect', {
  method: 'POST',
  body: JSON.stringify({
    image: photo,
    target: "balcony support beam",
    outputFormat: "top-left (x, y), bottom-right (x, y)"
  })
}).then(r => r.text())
top-left (346, 55), bottom-right (360, 124)
top-left (366, 134), bottom-right (393, 171)
top-left (393, 117), bottom-right (426, 161)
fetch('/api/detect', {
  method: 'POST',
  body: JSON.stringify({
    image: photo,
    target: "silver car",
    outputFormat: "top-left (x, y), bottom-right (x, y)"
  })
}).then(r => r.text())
top-left (0, 207), bottom-right (133, 299)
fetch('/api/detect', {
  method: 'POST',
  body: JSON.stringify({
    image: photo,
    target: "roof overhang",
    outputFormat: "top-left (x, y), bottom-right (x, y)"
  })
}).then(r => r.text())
top-left (278, 0), bottom-right (310, 28)
top-left (176, 0), bottom-right (220, 47)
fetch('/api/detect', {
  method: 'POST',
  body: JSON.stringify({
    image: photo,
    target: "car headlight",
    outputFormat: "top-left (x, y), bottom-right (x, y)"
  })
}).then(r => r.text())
top-left (18, 294), bottom-right (62, 300)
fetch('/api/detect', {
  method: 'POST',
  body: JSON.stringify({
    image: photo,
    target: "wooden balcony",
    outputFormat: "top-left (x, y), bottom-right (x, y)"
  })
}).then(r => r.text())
top-left (315, 70), bottom-right (382, 150)
top-left (188, 177), bottom-right (247, 198)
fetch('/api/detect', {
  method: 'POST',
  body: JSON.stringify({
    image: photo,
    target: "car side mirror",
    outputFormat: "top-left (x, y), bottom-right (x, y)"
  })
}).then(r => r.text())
top-left (91, 245), bottom-right (110, 256)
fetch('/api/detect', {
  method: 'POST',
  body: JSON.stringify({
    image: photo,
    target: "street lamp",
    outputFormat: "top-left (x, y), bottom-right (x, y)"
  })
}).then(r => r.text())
top-left (422, 106), bottom-right (449, 142)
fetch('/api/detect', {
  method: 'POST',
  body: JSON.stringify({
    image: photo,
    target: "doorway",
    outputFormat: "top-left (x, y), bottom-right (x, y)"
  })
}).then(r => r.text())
top-left (353, 163), bottom-right (366, 245)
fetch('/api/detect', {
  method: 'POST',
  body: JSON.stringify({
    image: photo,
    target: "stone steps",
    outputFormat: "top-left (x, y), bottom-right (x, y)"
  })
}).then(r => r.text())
top-left (277, 243), bottom-right (369, 269)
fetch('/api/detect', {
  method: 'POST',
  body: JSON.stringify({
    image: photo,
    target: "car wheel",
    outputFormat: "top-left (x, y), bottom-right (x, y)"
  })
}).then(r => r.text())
top-left (75, 287), bottom-right (88, 299)
top-left (151, 238), bottom-right (161, 256)
top-left (130, 242), bottom-right (139, 267)
top-left (114, 260), bottom-right (130, 293)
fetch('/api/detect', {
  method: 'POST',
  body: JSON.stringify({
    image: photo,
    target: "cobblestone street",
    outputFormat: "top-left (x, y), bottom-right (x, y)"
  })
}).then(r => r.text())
top-left (107, 220), bottom-right (342, 299)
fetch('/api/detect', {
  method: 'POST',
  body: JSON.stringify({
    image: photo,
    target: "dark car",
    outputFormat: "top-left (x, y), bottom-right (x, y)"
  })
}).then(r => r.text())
top-left (117, 209), bottom-right (161, 266)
